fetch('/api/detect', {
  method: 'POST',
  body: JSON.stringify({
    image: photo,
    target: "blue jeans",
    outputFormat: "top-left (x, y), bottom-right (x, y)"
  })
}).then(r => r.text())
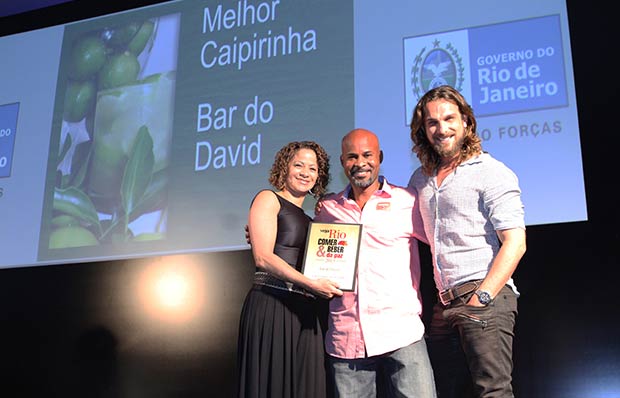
top-left (427, 285), bottom-right (518, 398)
top-left (327, 338), bottom-right (437, 398)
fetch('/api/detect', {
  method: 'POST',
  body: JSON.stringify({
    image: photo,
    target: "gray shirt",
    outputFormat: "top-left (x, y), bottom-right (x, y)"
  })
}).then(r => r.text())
top-left (408, 152), bottom-right (525, 293)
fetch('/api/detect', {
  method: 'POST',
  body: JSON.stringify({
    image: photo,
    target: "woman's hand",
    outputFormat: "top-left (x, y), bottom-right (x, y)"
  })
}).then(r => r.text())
top-left (307, 278), bottom-right (344, 299)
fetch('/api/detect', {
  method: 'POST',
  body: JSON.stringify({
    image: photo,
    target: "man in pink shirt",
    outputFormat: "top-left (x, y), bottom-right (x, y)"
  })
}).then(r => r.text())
top-left (314, 128), bottom-right (436, 397)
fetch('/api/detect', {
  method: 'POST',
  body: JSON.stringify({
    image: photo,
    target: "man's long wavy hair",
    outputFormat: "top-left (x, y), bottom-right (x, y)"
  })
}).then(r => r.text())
top-left (269, 141), bottom-right (331, 198)
top-left (410, 85), bottom-right (482, 176)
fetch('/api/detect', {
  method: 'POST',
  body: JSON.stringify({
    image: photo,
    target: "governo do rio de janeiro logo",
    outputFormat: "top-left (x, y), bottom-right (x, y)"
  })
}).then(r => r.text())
top-left (410, 39), bottom-right (465, 101)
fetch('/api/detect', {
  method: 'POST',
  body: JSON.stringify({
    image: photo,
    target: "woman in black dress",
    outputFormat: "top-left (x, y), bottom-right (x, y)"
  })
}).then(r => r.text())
top-left (237, 141), bottom-right (343, 398)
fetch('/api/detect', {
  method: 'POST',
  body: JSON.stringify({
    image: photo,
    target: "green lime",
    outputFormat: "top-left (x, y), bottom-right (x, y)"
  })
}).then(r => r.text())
top-left (68, 35), bottom-right (107, 81)
top-left (63, 80), bottom-right (96, 122)
top-left (49, 226), bottom-right (99, 249)
top-left (127, 20), bottom-right (155, 55)
top-left (98, 52), bottom-right (140, 90)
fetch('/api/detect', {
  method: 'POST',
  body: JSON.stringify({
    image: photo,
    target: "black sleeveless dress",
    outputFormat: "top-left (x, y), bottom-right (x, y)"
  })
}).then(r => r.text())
top-left (236, 191), bottom-right (329, 398)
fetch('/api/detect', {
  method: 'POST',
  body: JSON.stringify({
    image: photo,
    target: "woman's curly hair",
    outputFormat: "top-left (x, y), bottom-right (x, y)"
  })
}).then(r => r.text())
top-left (268, 141), bottom-right (331, 198)
top-left (410, 85), bottom-right (482, 176)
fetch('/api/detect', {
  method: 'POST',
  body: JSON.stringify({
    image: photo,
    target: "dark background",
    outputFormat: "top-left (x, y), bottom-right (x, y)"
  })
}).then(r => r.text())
top-left (0, 1), bottom-right (618, 397)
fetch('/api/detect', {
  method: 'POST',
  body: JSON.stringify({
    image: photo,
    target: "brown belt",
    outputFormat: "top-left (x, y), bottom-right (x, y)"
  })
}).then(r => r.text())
top-left (438, 279), bottom-right (482, 306)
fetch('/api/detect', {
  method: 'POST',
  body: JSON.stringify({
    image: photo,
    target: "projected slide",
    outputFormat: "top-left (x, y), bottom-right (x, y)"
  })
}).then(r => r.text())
top-left (46, 13), bottom-right (178, 251)
top-left (33, 0), bottom-right (354, 264)
top-left (0, 0), bottom-right (584, 269)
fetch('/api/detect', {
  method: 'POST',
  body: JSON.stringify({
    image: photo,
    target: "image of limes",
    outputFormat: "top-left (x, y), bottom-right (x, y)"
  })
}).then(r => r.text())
top-left (55, 16), bottom-right (168, 243)
top-left (68, 35), bottom-right (107, 81)
top-left (49, 226), bottom-right (99, 249)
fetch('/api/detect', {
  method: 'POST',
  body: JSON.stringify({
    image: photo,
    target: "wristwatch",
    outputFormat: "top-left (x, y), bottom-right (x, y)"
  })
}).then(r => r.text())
top-left (475, 290), bottom-right (492, 306)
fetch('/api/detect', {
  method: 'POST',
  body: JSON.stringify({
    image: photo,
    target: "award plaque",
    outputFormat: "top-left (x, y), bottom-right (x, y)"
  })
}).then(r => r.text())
top-left (301, 222), bottom-right (362, 292)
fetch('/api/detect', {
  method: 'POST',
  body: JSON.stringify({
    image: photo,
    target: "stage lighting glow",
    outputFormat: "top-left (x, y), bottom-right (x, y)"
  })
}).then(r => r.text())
top-left (155, 271), bottom-right (188, 308)
top-left (136, 256), bottom-right (204, 324)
